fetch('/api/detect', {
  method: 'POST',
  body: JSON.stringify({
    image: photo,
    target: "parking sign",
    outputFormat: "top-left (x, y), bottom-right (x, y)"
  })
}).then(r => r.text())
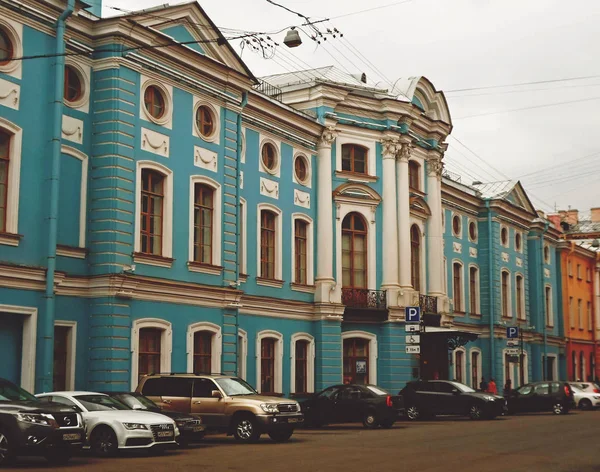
top-left (506, 327), bottom-right (519, 339)
top-left (405, 306), bottom-right (421, 324)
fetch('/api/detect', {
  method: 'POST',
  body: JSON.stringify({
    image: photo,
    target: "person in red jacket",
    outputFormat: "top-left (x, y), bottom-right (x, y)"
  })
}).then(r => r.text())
top-left (487, 378), bottom-right (498, 395)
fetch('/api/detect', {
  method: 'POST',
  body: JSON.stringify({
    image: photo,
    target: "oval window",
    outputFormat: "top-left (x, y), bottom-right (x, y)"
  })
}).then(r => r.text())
top-left (144, 85), bottom-right (166, 120)
top-left (501, 227), bottom-right (508, 246)
top-left (196, 105), bottom-right (215, 138)
top-left (469, 221), bottom-right (477, 241)
top-left (452, 215), bottom-right (461, 236)
top-left (294, 155), bottom-right (308, 183)
top-left (261, 142), bottom-right (277, 172)
top-left (64, 66), bottom-right (83, 103)
top-left (515, 232), bottom-right (522, 251)
top-left (0, 28), bottom-right (13, 65)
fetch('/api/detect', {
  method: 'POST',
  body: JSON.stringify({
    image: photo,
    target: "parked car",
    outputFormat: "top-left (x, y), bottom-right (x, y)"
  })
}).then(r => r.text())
top-left (36, 391), bottom-right (179, 457)
top-left (400, 380), bottom-right (507, 420)
top-left (299, 384), bottom-right (404, 429)
top-left (568, 383), bottom-right (600, 410)
top-left (0, 378), bottom-right (84, 466)
top-left (105, 392), bottom-right (205, 446)
top-left (506, 381), bottom-right (575, 415)
top-left (137, 374), bottom-right (303, 443)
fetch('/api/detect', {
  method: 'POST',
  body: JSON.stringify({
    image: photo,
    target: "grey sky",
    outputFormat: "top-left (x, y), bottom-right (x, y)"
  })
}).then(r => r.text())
top-left (105, 0), bottom-right (600, 215)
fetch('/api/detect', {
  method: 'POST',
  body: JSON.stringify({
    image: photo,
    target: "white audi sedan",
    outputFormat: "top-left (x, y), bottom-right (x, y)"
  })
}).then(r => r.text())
top-left (36, 391), bottom-right (179, 457)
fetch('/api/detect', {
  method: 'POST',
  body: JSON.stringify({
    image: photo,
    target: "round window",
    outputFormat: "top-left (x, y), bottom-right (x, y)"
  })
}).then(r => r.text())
top-left (64, 65), bottom-right (83, 103)
top-left (196, 105), bottom-right (215, 138)
top-left (0, 28), bottom-right (13, 65)
top-left (144, 85), bottom-right (166, 120)
top-left (294, 155), bottom-right (308, 183)
top-left (469, 221), bottom-right (477, 241)
top-left (501, 227), bottom-right (508, 246)
top-left (261, 142), bottom-right (277, 172)
top-left (452, 215), bottom-right (461, 236)
top-left (515, 232), bottom-right (522, 251)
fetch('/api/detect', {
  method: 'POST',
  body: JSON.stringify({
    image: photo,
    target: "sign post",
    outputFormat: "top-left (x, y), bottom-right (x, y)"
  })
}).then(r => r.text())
top-left (405, 306), bottom-right (421, 356)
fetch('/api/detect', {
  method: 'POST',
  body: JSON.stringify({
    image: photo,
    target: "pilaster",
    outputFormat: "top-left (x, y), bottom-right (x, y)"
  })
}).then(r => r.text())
top-left (314, 312), bottom-right (343, 391)
top-left (397, 139), bottom-right (413, 306)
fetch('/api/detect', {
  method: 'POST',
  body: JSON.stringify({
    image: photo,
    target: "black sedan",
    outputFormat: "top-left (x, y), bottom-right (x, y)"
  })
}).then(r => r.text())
top-left (103, 392), bottom-right (205, 446)
top-left (506, 381), bottom-right (575, 415)
top-left (299, 384), bottom-right (404, 429)
top-left (400, 380), bottom-right (507, 420)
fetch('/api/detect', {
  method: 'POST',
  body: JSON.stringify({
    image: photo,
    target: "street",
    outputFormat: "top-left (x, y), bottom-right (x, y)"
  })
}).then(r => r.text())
top-left (7, 411), bottom-right (600, 472)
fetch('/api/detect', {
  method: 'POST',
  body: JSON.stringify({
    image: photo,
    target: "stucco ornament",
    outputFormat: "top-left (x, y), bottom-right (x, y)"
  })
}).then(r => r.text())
top-left (319, 126), bottom-right (338, 147)
top-left (381, 136), bottom-right (399, 158)
top-left (427, 157), bottom-right (443, 176)
top-left (398, 141), bottom-right (413, 161)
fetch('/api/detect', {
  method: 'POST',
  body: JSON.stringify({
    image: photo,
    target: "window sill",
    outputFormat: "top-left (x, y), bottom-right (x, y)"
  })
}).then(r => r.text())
top-left (0, 232), bottom-right (22, 247)
top-left (187, 261), bottom-right (223, 275)
top-left (290, 282), bottom-right (316, 293)
top-left (501, 315), bottom-right (513, 320)
top-left (469, 313), bottom-right (482, 318)
top-left (453, 311), bottom-right (466, 316)
top-left (240, 273), bottom-right (248, 283)
top-left (256, 277), bottom-right (284, 289)
top-left (133, 252), bottom-right (174, 268)
top-left (57, 245), bottom-right (87, 259)
top-left (335, 171), bottom-right (378, 183)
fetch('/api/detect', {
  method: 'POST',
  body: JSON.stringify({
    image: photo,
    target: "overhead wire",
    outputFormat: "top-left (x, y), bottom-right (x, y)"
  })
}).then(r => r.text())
top-left (445, 74), bottom-right (600, 94)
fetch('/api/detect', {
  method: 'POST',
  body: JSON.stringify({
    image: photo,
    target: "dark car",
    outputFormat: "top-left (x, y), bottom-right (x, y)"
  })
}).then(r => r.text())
top-left (299, 384), bottom-right (404, 429)
top-left (506, 381), bottom-right (575, 415)
top-left (104, 392), bottom-right (205, 446)
top-left (0, 378), bottom-right (85, 466)
top-left (400, 380), bottom-right (507, 420)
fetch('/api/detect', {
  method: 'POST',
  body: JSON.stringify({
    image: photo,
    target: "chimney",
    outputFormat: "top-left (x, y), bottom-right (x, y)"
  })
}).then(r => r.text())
top-left (558, 209), bottom-right (579, 226)
top-left (548, 214), bottom-right (562, 231)
top-left (360, 73), bottom-right (367, 84)
top-left (591, 207), bottom-right (600, 223)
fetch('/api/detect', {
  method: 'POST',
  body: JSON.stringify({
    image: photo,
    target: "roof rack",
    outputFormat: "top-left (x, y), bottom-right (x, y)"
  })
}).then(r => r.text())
top-left (145, 372), bottom-right (231, 377)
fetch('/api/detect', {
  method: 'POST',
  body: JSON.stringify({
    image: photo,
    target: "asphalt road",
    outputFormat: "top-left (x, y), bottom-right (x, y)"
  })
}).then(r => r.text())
top-left (7, 411), bottom-right (600, 472)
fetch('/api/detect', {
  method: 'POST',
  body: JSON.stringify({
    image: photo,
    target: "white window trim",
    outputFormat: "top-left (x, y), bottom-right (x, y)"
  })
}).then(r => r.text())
top-left (0, 304), bottom-right (37, 392)
top-left (569, 297), bottom-right (575, 329)
top-left (515, 272), bottom-right (526, 321)
top-left (410, 219), bottom-right (426, 293)
top-left (55, 320), bottom-right (77, 390)
top-left (256, 330), bottom-right (284, 394)
top-left (443, 256), bottom-right (448, 295)
top-left (467, 218), bottom-right (478, 243)
top-left (469, 347), bottom-right (483, 390)
top-left (501, 269), bottom-right (512, 318)
top-left (451, 212), bottom-right (463, 239)
top-left (341, 331), bottom-right (378, 385)
top-left (514, 231), bottom-right (523, 253)
top-left (238, 329), bottom-right (248, 380)
top-left (0, 18), bottom-right (22, 78)
top-left (63, 59), bottom-right (91, 113)
top-left (61, 145), bottom-right (88, 248)
top-left (292, 151), bottom-right (312, 187)
top-left (0, 118), bottom-right (22, 236)
top-left (290, 333), bottom-right (315, 394)
top-left (186, 322), bottom-right (222, 374)
top-left (239, 198), bottom-right (247, 275)
top-left (588, 301), bottom-right (593, 331)
top-left (545, 353), bottom-right (558, 381)
top-left (131, 318), bottom-right (172, 389)
top-left (134, 161), bottom-right (174, 258)
top-left (259, 136), bottom-right (281, 177)
top-left (291, 213), bottom-right (314, 286)
top-left (192, 98), bottom-right (220, 143)
top-left (452, 347), bottom-right (467, 383)
top-left (545, 284), bottom-right (554, 327)
top-left (140, 75), bottom-right (173, 129)
top-left (578, 299), bottom-right (583, 330)
top-left (257, 203), bottom-right (283, 280)
top-left (468, 264), bottom-right (481, 315)
top-left (503, 348), bottom-right (528, 388)
top-left (188, 175), bottom-right (222, 266)
top-left (335, 135), bottom-right (376, 177)
top-left (451, 260), bottom-right (465, 313)
top-left (543, 244), bottom-right (551, 264)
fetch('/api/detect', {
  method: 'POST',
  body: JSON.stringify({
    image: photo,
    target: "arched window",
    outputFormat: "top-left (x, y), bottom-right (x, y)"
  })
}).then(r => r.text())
top-left (516, 275), bottom-right (524, 320)
top-left (501, 270), bottom-right (511, 318)
top-left (408, 161), bottom-right (420, 190)
top-left (0, 130), bottom-right (10, 232)
top-left (193, 331), bottom-right (213, 374)
top-left (572, 351), bottom-right (577, 381)
top-left (294, 219), bottom-right (308, 284)
top-left (195, 105), bottom-right (215, 138)
top-left (342, 213), bottom-right (368, 288)
top-left (579, 351), bottom-right (585, 381)
top-left (295, 340), bottom-right (309, 393)
top-left (193, 183), bottom-right (214, 264)
top-left (410, 225), bottom-right (421, 291)
top-left (470, 349), bottom-right (481, 389)
top-left (140, 169), bottom-right (165, 255)
top-left (343, 338), bottom-right (369, 385)
top-left (469, 266), bottom-right (479, 315)
top-left (453, 262), bottom-right (463, 312)
top-left (64, 65), bottom-right (82, 103)
top-left (341, 144), bottom-right (368, 174)
top-left (138, 328), bottom-right (162, 381)
top-left (261, 338), bottom-right (276, 394)
top-left (291, 333), bottom-right (315, 394)
top-left (260, 210), bottom-right (277, 279)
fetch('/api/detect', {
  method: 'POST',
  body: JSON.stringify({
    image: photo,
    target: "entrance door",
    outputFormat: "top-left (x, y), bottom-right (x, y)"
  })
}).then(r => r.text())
top-left (343, 338), bottom-right (369, 384)
top-left (0, 313), bottom-right (23, 384)
top-left (53, 326), bottom-right (70, 391)
top-left (420, 336), bottom-right (449, 380)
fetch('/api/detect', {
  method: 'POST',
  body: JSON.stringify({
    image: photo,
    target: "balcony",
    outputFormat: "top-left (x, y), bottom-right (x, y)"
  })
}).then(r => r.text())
top-left (342, 288), bottom-right (387, 310)
top-left (419, 294), bottom-right (438, 314)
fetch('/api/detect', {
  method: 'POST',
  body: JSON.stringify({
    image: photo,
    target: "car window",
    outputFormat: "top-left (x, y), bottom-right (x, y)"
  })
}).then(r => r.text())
top-left (193, 378), bottom-right (219, 398)
top-left (434, 382), bottom-right (455, 393)
top-left (141, 377), bottom-right (168, 396)
top-left (215, 377), bottom-right (257, 396)
top-left (414, 382), bottom-right (435, 393)
top-left (550, 382), bottom-right (562, 393)
top-left (341, 387), bottom-right (362, 400)
top-left (144, 377), bottom-right (193, 398)
top-left (534, 383), bottom-right (549, 395)
top-left (0, 380), bottom-right (38, 402)
top-left (51, 396), bottom-right (79, 408)
top-left (74, 395), bottom-right (129, 411)
top-left (517, 385), bottom-right (533, 395)
top-left (318, 386), bottom-right (340, 399)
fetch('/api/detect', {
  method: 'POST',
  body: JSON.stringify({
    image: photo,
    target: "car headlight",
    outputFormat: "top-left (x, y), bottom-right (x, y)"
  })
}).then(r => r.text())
top-left (16, 413), bottom-right (53, 426)
top-left (260, 403), bottom-right (280, 414)
top-left (296, 403), bottom-right (301, 412)
top-left (483, 396), bottom-right (496, 402)
top-left (122, 423), bottom-right (149, 431)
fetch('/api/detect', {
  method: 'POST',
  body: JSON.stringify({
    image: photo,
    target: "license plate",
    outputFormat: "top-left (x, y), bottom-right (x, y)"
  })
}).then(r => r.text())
top-left (192, 426), bottom-right (204, 433)
top-left (157, 431), bottom-right (173, 438)
top-left (63, 433), bottom-right (81, 441)
top-left (287, 418), bottom-right (299, 423)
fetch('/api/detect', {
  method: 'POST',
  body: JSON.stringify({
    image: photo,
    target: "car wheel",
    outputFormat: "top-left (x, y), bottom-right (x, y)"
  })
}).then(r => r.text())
top-left (0, 429), bottom-right (15, 466)
top-left (552, 402), bottom-right (566, 415)
top-left (579, 399), bottom-right (593, 411)
top-left (268, 428), bottom-right (294, 442)
top-left (362, 411), bottom-right (378, 429)
top-left (379, 419), bottom-right (395, 429)
top-left (90, 426), bottom-right (119, 457)
top-left (233, 415), bottom-right (261, 443)
top-left (44, 449), bottom-right (72, 465)
top-left (469, 404), bottom-right (484, 420)
top-left (406, 405), bottom-right (421, 421)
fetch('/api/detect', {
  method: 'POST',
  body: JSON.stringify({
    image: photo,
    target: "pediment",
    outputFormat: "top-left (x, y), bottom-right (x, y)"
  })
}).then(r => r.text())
top-left (333, 183), bottom-right (382, 203)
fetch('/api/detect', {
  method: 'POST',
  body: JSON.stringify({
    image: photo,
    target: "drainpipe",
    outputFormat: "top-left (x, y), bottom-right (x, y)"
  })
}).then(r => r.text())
top-left (486, 199), bottom-right (496, 380)
top-left (40, 0), bottom-right (75, 393)
top-left (540, 222), bottom-right (549, 380)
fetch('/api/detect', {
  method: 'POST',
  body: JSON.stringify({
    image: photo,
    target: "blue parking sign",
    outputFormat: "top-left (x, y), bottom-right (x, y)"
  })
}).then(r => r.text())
top-left (507, 327), bottom-right (519, 339)
top-left (405, 306), bottom-right (421, 323)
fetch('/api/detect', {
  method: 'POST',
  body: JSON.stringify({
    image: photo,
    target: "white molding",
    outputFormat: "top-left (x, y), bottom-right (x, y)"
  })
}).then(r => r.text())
top-left (335, 134), bottom-right (376, 177)
top-left (290, 333), bottom-right (315, 394)
top-left (291, 213), bottom-right (314, 286)
top-left (469, 347), bottom-right (483, 389)
top-left (134, 161), bottom-right (173, 258)
top-left (467, 218), bottom-right (478, 243)
top-left (239, 198), bottom-right (247, 275)
top-left (451, 212), bottom-right (463, 239)
top-left (0, 77), bottom-right (20, 110)
top-left (292, 151), bottom-right (311, 187)
top-left (193, 146), bottom-right (217, 172)
top-left (140, 75), bottom-right (173, 129)
top-left (192, 97), bottom-right (220, 143)
top-left (0, 304), bottom-right (37, 392)
top-left (293, 189), bottom-right (310, 209)
top-left (238, 328), bottom-right (248, 380)
top-left (61, 145), bottom-right (88, 248)
top-left (63, 59), bottom-right (91, 113)
top-left (451, 259), bottom-right (465, 312)
top-left (256, 203), bottom-right (283, 280)
top-left (188, 175), bottom-right (222, 266)
top-left (54, 320), bottom-right (77, 390)
top-left (468, 263), bottom-right (480, 315)
top-left (260, 176), bottom-right (279, 200)
top-left (515, 272), bottom-right (526, 321)
top-left (500, 224), bottom-right (509, 248)
top-left (452, 347), bottom-right (467, 384)
top-left (256, 330), bottom-right (283, 394)
top-left (341, 331), bottom-right (378, 385)
top-left (0, 118), bottom-right (22, 234)
top-left (259, 136), bottom-right (281, 177)
top-left (186, 322), bottom-right (222, 374)
top-left (545, 284), bottom-right (554, 327)
top-left (141, 127), bottom-right (170, 158)
top-left (501, 268), bottom-right (513, 318)
top-left (131, 318), bottom-right (173, 390)
top-left (502, 347), bottom-right (528, 388)
top-left (0, 18), bottom-right (23, 78)
top-left (61, 115), bottom-right (84, 145)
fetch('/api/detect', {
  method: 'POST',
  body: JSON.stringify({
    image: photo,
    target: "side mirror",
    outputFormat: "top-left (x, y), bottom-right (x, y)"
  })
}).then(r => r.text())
top-left (211, 390), bottom-right (223, 399)
top-left (452, 388), bottom-right (460, 395)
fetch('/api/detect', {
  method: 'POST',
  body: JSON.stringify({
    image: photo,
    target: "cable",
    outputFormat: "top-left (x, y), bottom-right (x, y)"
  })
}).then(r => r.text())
top-left (524, 164), bottom-right (600, 189)
top-left (449, 136), bottom-right (510, 180)
top-left (328, 0), bottom-right (415, 20)
top-left (515, 150), bottom-right (600, 180)
top-left (521, 157), bottom-right (600, 185)
top-left (445, 74), bottom-right (600, 94)
top-left (447, 81), bottom-right (600, 99)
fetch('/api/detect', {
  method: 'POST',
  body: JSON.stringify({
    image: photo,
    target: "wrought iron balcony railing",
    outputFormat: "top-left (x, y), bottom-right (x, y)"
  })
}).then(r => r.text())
top-left (419, 294), bottom-right (438, 314)
top-left (342, 288), bottom-right (387, 310)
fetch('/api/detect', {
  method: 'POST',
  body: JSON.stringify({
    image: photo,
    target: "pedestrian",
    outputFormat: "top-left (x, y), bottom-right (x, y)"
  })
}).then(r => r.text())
top-left (503, 379), bottom-right (512, 397)
top-left (487, 378), bottom-right (498, 395)
top-left (479, 377), bottom-right (488, 392)
top-left (433, 371), bottom-right (440, 380)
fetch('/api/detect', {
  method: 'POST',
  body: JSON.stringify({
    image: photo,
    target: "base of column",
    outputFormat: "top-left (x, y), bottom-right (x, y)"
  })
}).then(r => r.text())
top-left (398, 287), bottom-right (418, 309)
top-left (381, 284), bottom-right (400, 308)
top-left (315, 278), bottom-right (338, 303)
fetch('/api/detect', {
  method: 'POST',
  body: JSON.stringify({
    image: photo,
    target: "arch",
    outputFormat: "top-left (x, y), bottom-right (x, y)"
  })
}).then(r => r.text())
top-left (131, 318), bottom-right (172, 389)
top-left (452, 347), bottom-right (467, 384)
top-left (544, 284), bottom-right (554, 327)
top-left (390, 76), bottom-right (451, 124)
top-left (189, 175), bottom-right (222, 267)
top-left (501, 268), bottom-right (512, 318)
top-left (290, 333), bottom-right (315, 394)
top-left (256, 330), bottom-right (284, 394)
top-left (186, 322), bottom-right (222, 374)
top-left (341, 331), bottom-right (378, 384)
top-left (333, 182), bottom-right (382, 203)
top-left (0, 304), bottom-right (37, 391)
top-left (61, 145), bottom-right (88, 248)
top-left (0, 117), bottom-right (22, 235)
top-left (411, 224), bottom-right (421, 291)
top-left (469, 347), bottom-right (483, 390)
top-left (502, 347), bottom-right (528, 388)
top-left (257, 203), bottom-right (283, 281)
top-left (291, 213), bottom-right (314, 286)
top-left (409, 195), bottom-right (432, 219)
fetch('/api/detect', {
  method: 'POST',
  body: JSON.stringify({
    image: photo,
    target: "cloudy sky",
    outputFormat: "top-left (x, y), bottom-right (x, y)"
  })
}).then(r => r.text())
top-left (104, 0), bottom-right (600, 215)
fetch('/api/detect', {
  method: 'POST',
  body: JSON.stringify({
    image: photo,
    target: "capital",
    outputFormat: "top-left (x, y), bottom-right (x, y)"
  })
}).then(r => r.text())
top-left (380, 136), bottom-right (399, 159)
top-left (398, 141), bottom-right (413, 162)
top-left (318, 126), bottom-right (338, 147)
top-left (427, 157), bottom-right (443, 177)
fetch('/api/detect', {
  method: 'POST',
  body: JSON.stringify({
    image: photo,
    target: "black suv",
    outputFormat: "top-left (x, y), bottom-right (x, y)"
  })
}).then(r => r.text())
top-left (506, 381), bottom-right (575, 415)
top-left (0, 378), bottom-right (84, 465)
top-left (400, 380), bottom-right (507, 420)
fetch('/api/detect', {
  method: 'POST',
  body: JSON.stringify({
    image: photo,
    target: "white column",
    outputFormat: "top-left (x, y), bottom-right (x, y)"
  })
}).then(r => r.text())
top-left (315, 127), bottom-right (337, 303)
top-left (426, 155), bottom-right (444, 296)
top-left (380, 137), bottom-right (399, 292)
top-left (397, 141), bottom-right (412, 289)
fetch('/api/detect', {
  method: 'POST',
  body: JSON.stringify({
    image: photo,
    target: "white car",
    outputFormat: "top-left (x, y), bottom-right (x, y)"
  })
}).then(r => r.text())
top-left (568, 383), bottom-right (600, 410)
top-left (36, 391), bottom-right (179, 456)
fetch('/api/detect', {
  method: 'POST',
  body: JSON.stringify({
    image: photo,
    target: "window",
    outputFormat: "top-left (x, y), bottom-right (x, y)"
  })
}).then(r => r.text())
top-left (408, 161), bottom-right (420, 190)
top-left (534, 383), bottom-right (549, 395)
top-left (501, 270), bottom-right (510, 318)
top-left (64, 65), bottom-right (82, 104)
top-left (343, 338), bottom-right (369, 385)
top-left (515, 232), bottom-right (522, 252)
top-left (261, 338), bottom-right (276, 394)
top-left (341, 144), bottom-right (367, 174)
top-left (144, 85), bottom-right (166, 119)
top-left (468, 221), bottom-right (477, 242)
top-left (138, 328), bottom-right (161, 382)
top-left (586, 268), bottom-right (591, 282)
top-left (455, 350), bottom-right (464, 383)
top-left (291, 333), bottom-right (314, 394)
top-left (193, 331), bottom-right (212, 374)
top-left (590, 353), bottom-right (595, 382)
top-left (342, 213), bottom-right (368, 288)
top-left (501, 227), bottom-right (508, 246)
top-left (588, 302), bottom-right (593, 331)
top-left (140, 169), bottom-right (164, 256)
top-left (260, 210), bottom-right (277, 279)
top-left (411, 225), bottom-right (421, 291)
top-left (578, 299), bottom-right (583, 330)
top-left (295, 340), bottom-right (309, 394)
top-left (0, 130), bottom-right (9, 232)
top-left (294, 155), bottom-right (309, 184)
top-left (579, 351), bottom-right (585, 381)
top-left (239, 199), bottom-right (247, 274)
top-left (452, 215), bottom-right (461, 237)
top-left (469, 266), bottom-right (479, 314)
top-left (195, 105), bottom-right (215, 138)
top-left (544, 245), bottom-right (550, 264)
top-left (193, 378), bottom-right (219, 398)
top-left (261, 142), bottom-right (278, 173)
top-left (569, 297), bottom-right (574, 329)
top-left (568, 259), bottom-right (573, 277)
top-left (571, 352), bottom-right (577, 381)
top-left (545, 286), bottom-right (553, 327)
top-left (53, 326), bottom-right (70, 391)
top-left (237, 330), bottom-right (247, 380)
top-left (294, 219), bottom-right (308, 284)
top-left (471, 350), bottom-right (480, 389)
top-left (453, 262), bottom-right (463, 312)
top-left (577, 264), bottom-right (582, 280)
top-left (193, 183), bottom-right (213, 264)
top-left (516, 275), bottom-right (524, 320)
top-left (0, 28), bottom-right (14, 65)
